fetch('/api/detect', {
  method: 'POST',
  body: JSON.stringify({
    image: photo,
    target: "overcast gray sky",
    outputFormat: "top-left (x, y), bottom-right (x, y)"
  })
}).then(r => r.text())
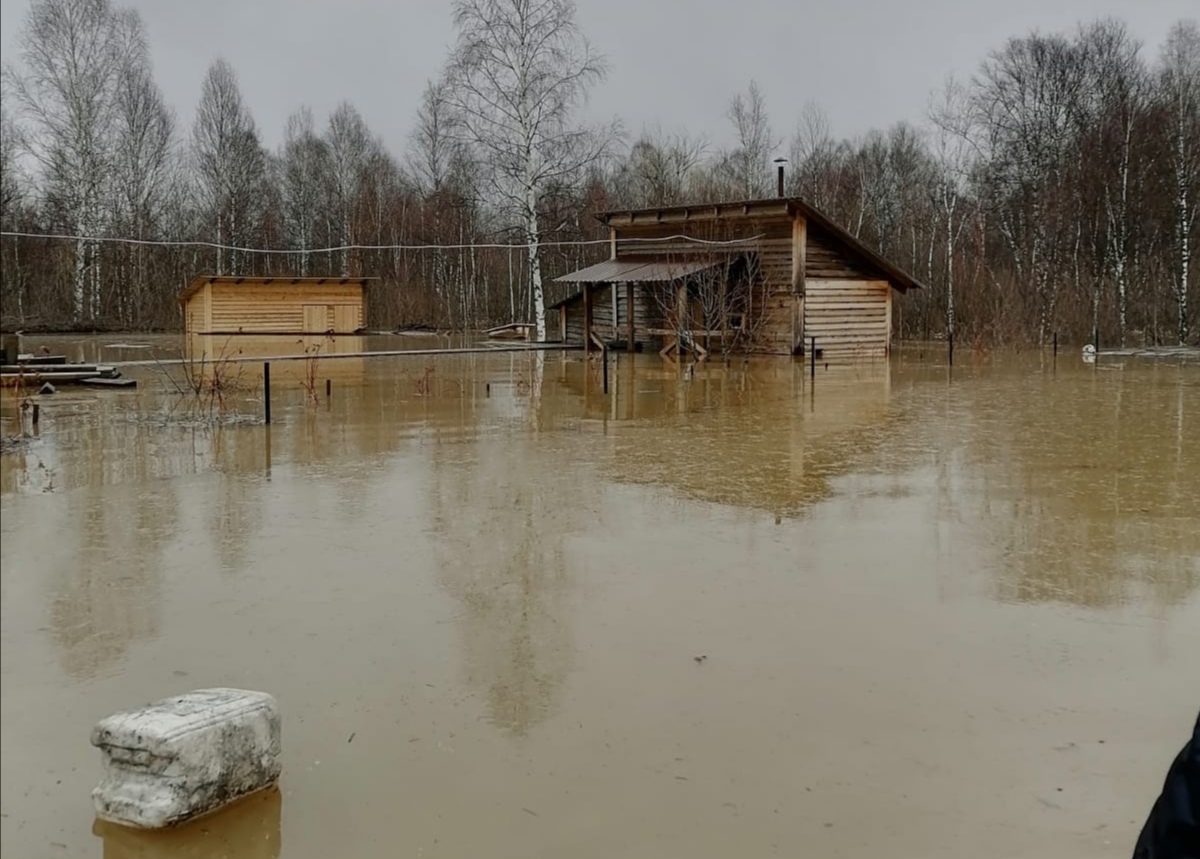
top-left (1, 0), bottom-right (1194, 154)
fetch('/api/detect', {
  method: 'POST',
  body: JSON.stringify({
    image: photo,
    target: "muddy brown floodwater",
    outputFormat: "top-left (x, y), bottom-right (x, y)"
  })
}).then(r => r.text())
top-left (1, 335), bottom-right (1197, 859)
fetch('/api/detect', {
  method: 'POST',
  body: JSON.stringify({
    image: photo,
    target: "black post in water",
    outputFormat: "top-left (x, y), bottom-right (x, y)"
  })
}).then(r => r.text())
top-left (263, 362), bottom-right (271, 425)
top-left (602, 348), bottom-right (609, 393)
top-left (1094, 327), bottom-right (1099, 354)
top-left (948, 331), bottom-right (954, 367)
top-left (1053, 331), bottom-right (1058, 357)
top-left (810, 337), bottom-right (816, 380)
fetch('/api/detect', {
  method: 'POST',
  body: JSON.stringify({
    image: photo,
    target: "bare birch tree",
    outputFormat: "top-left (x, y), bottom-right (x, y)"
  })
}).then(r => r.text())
top-left (325, 101), bottom-right (373, 276)
top-left (928, 77), bottom-right (975, 341)
top-left (108, 15), bottom-right (174, 323)
top-left (191, 59), bottom-right (264, 275)
top-left (1157, 20), bottom-right (1200, 344)
top-left (444, 0), bottom-right (615, 340)
top-left (280, 107), bottom-right (328, 276)
top-left (11, 0), bottom-right (131, 320)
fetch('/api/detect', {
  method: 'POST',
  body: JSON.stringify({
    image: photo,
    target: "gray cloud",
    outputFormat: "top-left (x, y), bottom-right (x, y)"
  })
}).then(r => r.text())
top-left (1, 0), bottom-right (1192, 153)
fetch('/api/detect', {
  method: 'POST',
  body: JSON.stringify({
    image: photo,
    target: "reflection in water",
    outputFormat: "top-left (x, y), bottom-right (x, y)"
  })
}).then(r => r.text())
top-left (1, 339), bottom-right (1198, 859)
top-left (50, 481), bottom-right (176, 678)
top-left (94, 787), bottom-right (281, 859)
top-left (949, 365), bottom-right (1200, 607)
top-left (551, 358), bottom-right (897, 517)
top-left (430, 361), bottom-right (576, 737)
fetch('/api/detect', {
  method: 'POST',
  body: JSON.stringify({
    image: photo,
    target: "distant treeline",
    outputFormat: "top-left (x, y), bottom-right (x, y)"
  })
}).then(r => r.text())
top-left (0, 0), bottom-right (1197, 345)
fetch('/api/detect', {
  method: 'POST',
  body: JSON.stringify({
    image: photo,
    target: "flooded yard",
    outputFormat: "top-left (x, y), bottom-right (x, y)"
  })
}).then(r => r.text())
top-left (1, 335), bottom-right (1197, 858)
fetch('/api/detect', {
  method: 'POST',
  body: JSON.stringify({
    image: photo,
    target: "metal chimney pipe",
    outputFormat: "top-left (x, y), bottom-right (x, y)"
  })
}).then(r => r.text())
top-left (774, 157), bottom-right (787, 198)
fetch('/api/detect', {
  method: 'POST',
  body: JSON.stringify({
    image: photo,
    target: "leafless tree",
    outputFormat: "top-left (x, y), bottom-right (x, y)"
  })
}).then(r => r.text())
top-left (11, 0), bottom-right (131, 320)
top-left (325, 101), bottom-right (374, 275)
top-left (612, 127), bottom-right (707, 207)
top-left (973, 32), bottom-right (1087, 344)
top-left (444, 0), bottom-right (617, 340)
top-left (279, 107), bottom-right (327, 276)
top-left (788, 101), bottom-right (841, 208)
top-left (1157, 19), bottom-right (1200, 344)
top-left (108, 14), bottom-right (174, 323)
top-left (928, 77), bottom-right (975, 340)
top-left (191, 59), bottom-right (264, 275)
top-left (726, 81), bottom-right (778, 198)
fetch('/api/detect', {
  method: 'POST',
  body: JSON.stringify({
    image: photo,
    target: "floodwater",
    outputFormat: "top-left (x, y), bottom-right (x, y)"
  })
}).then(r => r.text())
top-left (1, 335), bottom-right (1197, 859)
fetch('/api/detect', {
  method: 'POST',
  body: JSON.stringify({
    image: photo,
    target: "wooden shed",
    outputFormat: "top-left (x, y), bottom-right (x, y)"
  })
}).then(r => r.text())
top-left (180, 276), bottom-right (373, 336)
top-left (553, 197), bottom-right (925, 361)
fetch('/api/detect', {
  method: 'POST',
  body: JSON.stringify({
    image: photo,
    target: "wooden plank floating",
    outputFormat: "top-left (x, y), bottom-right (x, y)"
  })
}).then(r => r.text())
top-left (79, 377), bottom-right (138, 388)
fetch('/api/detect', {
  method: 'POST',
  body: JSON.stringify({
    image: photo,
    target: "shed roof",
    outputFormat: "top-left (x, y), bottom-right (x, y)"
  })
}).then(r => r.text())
top-left (178, 275), bottom-right (376, 303)
top-left (598, 196), bottom-right (926, 292)
top-left (554, 257), bottom-right (728, 285)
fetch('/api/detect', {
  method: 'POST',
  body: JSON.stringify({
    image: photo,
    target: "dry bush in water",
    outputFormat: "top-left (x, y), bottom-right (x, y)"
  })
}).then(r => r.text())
top-left (299, 337), bottom-right (332, 404)
top-left (155, 337), bottom-right (251, 422)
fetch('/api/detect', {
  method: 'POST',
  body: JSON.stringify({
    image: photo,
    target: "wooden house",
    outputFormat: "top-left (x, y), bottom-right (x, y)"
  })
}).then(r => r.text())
top-left (552, 197), bottom-right (925, 361)
top-left (180, 276), bottom-right (373, 336)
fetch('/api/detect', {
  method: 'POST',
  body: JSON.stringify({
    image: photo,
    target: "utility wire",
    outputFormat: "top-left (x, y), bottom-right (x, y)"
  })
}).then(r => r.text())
top-left (0, 231), bottom-right (764, 253)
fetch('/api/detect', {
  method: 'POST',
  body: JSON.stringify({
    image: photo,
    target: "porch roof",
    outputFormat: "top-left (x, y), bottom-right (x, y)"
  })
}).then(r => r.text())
top-left (554, 256), bottom-right (727, 285)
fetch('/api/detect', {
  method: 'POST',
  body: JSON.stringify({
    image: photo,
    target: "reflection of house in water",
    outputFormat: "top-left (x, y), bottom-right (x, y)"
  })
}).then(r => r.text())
top-left (426, 415), bottom-right (579, 737)
top-left (547, 355), bottom-right (897, 517)
top-left (184, 334), bottom-right (368, 389)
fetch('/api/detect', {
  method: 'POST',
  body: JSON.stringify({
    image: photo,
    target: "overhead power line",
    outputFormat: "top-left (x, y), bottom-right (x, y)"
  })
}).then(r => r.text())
top-left (0, 231), bottom-right (764, 253)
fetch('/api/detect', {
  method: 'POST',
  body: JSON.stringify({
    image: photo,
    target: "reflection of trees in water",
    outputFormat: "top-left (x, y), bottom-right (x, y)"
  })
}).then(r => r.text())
top-left (429, 421), bottom-right (577, 737)
top-left (952, 368), bottom-right (1200, 608)
top-left (51, 482), bottom-right (178, 679)
top-left (208, 426), bottom-right (267, 573)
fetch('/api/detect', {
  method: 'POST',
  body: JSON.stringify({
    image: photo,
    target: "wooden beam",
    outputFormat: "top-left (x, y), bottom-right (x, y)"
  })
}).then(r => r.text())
top-left (792, 215), bottom-right (806, 294)
top-left (583, 282), bottom-right (593, 355)
top-left (559, 305), bottom-right (567, 343)
top-left (609, 227), bottom-right (617, 260)
top-left (626, 282), bottom-right (635, 352)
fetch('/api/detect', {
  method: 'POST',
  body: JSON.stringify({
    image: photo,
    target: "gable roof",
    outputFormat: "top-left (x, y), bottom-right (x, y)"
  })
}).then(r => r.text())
top-left (597, 196), bottom-right (926, 292)
top-left (178, 275), bottom-right (376, 303)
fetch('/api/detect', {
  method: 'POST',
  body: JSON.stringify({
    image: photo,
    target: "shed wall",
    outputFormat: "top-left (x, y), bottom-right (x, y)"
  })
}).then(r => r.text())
top-left (803, 279), bottom-right (890, 361)
top-left (187, 282), bottom-right (364, 334)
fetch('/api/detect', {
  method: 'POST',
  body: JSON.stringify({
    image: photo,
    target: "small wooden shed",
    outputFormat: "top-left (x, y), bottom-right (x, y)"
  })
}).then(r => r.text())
top-left (553, 197), bottom-right (925, 361)
top-left (180, 276), bottom-right (372, 336)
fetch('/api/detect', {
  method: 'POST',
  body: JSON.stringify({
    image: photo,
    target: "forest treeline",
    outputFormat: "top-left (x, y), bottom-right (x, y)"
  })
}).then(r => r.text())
top-left (0, 0), bottom-right (1197, 345)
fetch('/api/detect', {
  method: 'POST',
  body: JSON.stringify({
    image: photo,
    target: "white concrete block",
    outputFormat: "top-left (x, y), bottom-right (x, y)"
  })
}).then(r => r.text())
top-left (91, 688), bottom-right (281, 829)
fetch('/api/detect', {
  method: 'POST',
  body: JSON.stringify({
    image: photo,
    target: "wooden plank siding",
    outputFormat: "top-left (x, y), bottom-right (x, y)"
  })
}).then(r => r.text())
top-left (803, 279), bottom-right (890, 361)
top-left (187, 282), bottom-right (365, 334)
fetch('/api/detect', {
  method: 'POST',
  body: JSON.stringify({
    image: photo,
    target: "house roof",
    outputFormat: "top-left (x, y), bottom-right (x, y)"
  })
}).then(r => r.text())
top-left (554, 257), bottom-right (729, 285)
top-left (178, 275), bottom-right (376, 303)
top-left (597, 196), bottom-right (927, 293)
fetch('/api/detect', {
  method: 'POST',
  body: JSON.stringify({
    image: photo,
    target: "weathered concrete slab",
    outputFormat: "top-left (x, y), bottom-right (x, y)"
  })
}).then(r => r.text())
top-left (91, 688), bottom-right (281, 829)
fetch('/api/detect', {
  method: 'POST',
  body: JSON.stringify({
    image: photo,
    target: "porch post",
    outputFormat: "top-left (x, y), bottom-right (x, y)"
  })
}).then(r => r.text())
top-left (626, 282), bottom-right (635, 352)
top-left (583, 282), bottom-right (593, 355)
